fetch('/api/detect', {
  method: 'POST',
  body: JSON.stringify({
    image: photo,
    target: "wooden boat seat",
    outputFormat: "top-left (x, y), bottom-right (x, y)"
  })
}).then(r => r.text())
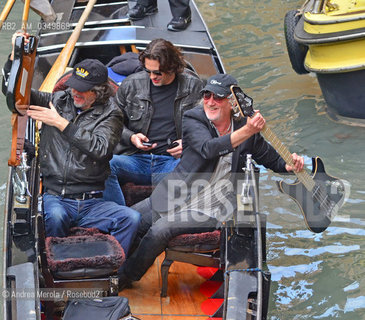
top-left (161, 229), bottom-right (221, 297)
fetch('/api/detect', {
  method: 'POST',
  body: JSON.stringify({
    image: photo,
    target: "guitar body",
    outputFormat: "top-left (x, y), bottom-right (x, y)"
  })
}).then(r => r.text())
top-left (277, 157), bottom-right (346, 233)
top-left (6, 35), bottom-right (38, 166)
top-left (6, 35), bottom-right (37, 114)
top-left (230, 85), bottom-right (347, 233)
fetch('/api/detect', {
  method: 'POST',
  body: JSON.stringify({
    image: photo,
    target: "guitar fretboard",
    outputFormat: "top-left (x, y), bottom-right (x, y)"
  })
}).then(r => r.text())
top-left (261, 126), bottom-right (315, 192)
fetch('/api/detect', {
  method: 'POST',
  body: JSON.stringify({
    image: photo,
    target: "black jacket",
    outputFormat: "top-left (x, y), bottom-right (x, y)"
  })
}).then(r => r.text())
top-left (31, 89), bottom-right (124, 195)
top-left (114, 69), bottom-right (203, 154)
top-left (150, 105), bottom-right (287, 213)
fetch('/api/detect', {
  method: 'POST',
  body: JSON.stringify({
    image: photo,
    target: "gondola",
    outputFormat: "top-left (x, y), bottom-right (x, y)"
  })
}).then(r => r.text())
top-left (284, 0), bottom-right (365, 126)
top-left (2, 0), bottom-right (270, 319)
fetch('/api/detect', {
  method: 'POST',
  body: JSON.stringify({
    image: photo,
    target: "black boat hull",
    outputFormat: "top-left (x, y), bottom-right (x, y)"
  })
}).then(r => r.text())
top-left (317, 69), bottom-right (365, 121)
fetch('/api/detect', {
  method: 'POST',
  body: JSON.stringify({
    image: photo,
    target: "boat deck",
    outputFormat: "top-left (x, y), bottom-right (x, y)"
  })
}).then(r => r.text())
top-left (131, 0), bottom-right (207, 33)
top-left (38, 0), bottom-right (213, 51)
top-left (32, 0), bottom-right (223, 90)
top-left (121, 253), bottom-right (222, 319)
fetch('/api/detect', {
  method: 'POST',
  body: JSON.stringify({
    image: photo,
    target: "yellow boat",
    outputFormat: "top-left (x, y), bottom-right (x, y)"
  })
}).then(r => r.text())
top-left (284, 0), bottom-right (365, 123)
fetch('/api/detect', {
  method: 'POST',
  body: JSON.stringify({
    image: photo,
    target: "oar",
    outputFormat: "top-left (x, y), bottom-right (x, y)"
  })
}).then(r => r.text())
top-left (39, 0), bottom-right (97, 93)
top-left (22, 0), bottom-right (31, 31)
top-left (0, 0), bottom-right (16, 30)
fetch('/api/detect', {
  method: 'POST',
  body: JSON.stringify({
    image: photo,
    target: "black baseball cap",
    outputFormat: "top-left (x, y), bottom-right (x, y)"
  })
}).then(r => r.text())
top-left (201, 74), bottom-right (238, 97)
top-left (65, 59), bottom-right (108, 92)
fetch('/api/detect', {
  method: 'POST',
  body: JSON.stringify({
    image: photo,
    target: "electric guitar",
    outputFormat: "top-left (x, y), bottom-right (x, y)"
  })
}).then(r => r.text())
top-left (230, 85), bottom-right (347, 233)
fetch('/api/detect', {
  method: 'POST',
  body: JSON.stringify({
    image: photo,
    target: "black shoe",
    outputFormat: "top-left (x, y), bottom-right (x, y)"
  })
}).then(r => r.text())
top-left (128, 4), bottom-right (158, 21)
top-left (118, 272), bottom-right (133, 291)
top-left (118, 279), bottom-right (133, 291)
top-left (167, 14), bottom-right (191, 31)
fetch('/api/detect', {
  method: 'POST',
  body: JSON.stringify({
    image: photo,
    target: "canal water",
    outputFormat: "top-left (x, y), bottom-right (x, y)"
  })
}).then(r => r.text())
top-left (0, 0), bottom-right (364, 319)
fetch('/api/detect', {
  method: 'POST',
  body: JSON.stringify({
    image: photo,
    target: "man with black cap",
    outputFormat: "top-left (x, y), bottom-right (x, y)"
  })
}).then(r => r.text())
top-left (117, 73), bottom-right (304, 289)
top-left (4, 54), bottom-right (141, 256)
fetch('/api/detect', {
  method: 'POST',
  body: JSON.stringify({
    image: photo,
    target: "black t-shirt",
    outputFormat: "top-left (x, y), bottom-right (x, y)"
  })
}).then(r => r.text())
top-left (146, 77), bottom-right (178, 155)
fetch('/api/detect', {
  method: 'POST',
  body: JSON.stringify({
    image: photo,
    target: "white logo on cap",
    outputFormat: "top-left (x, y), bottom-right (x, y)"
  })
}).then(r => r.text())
top-left (210, 80), bottom-right (222, 85)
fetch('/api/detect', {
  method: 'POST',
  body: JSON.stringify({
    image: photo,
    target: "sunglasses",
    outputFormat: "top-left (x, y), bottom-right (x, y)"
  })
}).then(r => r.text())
top-left (202, 91), bottom-right (227, 102)
top-left (143, 67), bottom-right (163, 76)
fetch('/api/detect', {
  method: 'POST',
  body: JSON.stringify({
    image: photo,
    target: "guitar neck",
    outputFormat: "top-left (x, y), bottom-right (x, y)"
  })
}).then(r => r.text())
top-left (261, 125), bottom-right (315, 191)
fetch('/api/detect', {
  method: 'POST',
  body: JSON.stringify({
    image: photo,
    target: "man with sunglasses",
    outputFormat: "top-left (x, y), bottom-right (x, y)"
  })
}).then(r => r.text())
top-left (116, 73), bottom-right (304, 289)
top-left (103, 38), bottom-right (203, 206)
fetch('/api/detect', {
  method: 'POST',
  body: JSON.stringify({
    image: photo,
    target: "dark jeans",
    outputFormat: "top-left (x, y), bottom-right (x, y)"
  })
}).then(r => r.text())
top-left (137, 0), bottom-right (190, 18)
top-left (121, 198), bottom-right (218, 281)
top-left (103, 153), bottom-right (179, 205)
top-left (43, 193), bottom-right (141, 255)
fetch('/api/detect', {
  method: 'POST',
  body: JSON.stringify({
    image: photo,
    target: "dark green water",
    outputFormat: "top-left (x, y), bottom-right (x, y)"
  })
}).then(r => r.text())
top-left (1, 0), bottom-right (364, 319)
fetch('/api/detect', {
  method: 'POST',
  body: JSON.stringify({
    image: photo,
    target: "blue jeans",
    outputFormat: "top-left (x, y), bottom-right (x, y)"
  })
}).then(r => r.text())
top-left (103, 153), bottom-right (179, 205)
top-left (43, 193), bottom-right (141, 255)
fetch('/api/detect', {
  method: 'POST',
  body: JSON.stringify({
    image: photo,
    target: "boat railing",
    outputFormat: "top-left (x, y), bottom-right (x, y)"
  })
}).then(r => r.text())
top-left (312, 0), bottom-right (324, 14)
top-left (222, 155), bottom-right (271, 319)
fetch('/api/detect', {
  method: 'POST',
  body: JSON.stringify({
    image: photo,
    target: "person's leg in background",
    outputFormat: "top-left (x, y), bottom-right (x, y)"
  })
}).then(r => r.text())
top-left (128, 0), bottom-right (158, 20)
top-left (167, 0), bottom-right (191, 31)
top-left (103, 154), bottom-right (152, 205)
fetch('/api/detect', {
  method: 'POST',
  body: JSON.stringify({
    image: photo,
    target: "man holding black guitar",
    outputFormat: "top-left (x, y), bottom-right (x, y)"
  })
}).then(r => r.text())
top-left (117, 73), bottom-right (305, 289)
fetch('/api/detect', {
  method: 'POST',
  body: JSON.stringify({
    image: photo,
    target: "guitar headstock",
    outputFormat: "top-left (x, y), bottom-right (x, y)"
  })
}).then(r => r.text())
top-left (230, 85), bottom-right (255, 118)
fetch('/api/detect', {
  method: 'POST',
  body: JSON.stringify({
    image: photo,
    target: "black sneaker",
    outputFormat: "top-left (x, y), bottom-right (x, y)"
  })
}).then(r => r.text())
top-left (128, 4), bottom-right (158, 21)
top-left (167, 14), bottom-right (191, 31)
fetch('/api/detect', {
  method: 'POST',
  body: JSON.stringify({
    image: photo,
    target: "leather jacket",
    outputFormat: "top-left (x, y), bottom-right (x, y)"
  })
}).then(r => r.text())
top-left (30, 89), bottom-right (124, 195)
top-left (114, 70), bottom-right (203, 155)
top-left (150, 105), bottom-right (287, 213)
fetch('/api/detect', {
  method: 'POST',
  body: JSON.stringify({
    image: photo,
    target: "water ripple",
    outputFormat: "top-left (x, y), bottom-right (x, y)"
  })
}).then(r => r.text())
top-left (284, 245), bottom-right (360, 257)
top-left (312, 305), bottom-right (341, 318)
top-left (269, 261), bottom-right (322, 282)
top-left (275, 279), bottom-right (313, 306)
top-left (343, 281), bottom-right (359, 292)
top-left (344, 296), bottom-right (365, 312)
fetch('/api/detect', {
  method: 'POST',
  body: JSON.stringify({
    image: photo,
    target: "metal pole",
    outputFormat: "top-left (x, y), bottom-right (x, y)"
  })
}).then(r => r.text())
top-left (246, 154), bottom-right (263, 319)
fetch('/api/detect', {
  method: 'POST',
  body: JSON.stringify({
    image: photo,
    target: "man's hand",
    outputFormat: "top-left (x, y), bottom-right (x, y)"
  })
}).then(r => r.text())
top-left (27, 102), bottom-right (69, 132)
top-left (246, 111), bottom-right (266, 135)
top-left (131, 133), bottom-right (157, 150)
top-left (285, 153), bottom-right (304, 173)
top-left (10, 31), bottom-right (30, 61)
top-left (231, 110), bottom-right (265, 148)
top-left (166, 139), bottom-right (182, 159)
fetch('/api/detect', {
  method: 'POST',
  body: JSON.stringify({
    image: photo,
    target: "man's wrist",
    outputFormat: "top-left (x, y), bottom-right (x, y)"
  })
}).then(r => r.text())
top-left (57, 118), bottom-right (69, 132)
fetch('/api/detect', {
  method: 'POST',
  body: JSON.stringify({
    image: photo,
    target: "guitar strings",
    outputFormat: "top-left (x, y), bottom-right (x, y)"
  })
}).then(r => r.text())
top-left (234, 91), bottom-right (335, 218)
top-left (264, 125), bottom-right (334, 216)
